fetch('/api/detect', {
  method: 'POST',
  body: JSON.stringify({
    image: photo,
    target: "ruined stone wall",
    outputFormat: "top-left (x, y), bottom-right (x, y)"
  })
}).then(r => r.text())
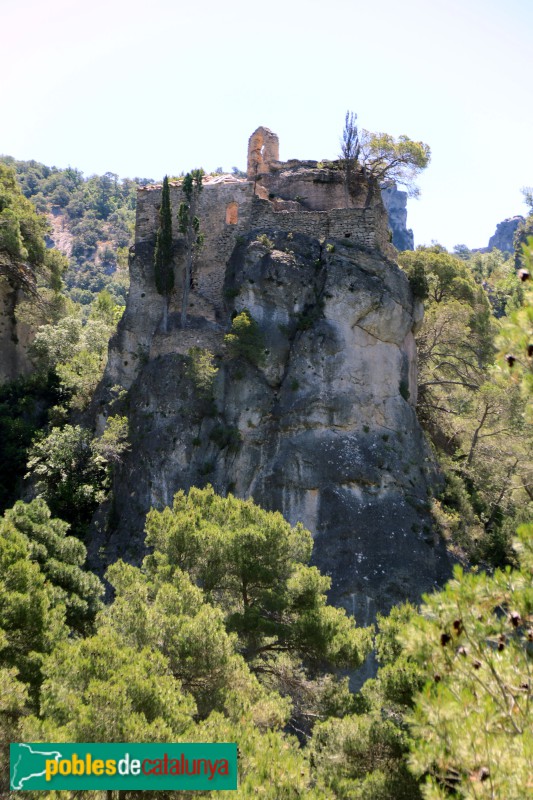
top-left (257, 164), bottom-right (372, 211)
top-left (134, 176), bottom-right (393, 329)
top-left (250, 199), bottom-right (392, 253)
top-left (247, 127), bottom-right (280, 179)
top-left (149, 328), bottom-right (224, 360)
top-left (136, 180), bottom-right (256, 314)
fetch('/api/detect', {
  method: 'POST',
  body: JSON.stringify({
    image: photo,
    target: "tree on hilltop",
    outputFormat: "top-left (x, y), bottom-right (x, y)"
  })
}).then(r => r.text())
top-left (339, 113), bottom-right (430, 206)
top-left (359, 129), bottom-right (430, 203)
top-left (339, 110), bottom-right (360, 208)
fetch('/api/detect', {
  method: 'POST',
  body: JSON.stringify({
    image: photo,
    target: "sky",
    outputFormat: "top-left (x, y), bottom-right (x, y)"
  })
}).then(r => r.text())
top-left (2, 0), bottom-right (532, 250)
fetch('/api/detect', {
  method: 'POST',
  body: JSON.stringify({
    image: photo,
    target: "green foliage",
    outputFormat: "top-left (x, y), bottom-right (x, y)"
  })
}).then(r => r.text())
top-left (404, 524), bottom-right (533, 799)
top-left (185, 347), bottom-right (218, 400)
top-left (0, 521), bottom-right (67, 693)
top-left (25, 629), bottom-right (196, 743)
top-left (7, 491), bottom-right (376, 797)
top-left (26, 424), bottom-right (104, 532)
top-left (29, 290), bottom-right (120, 411)
top-left (255, 233), bottom-right (274, 250)
top-left (514, 211), bottom-right (533, 269)
top-left (0, 163), bottom-right (48, 267)
top-left (91, 414), bottom-right (130, 465)
top-left (0, 654), bottom-right (28, 794)
top-left (225, 309), bottom-right (266, 366)
top-left (399, 248), bottom-right (478, 305)
top-left (0, 164), bottom-right (68, 341)
top-left (339, 111), bottom-right (360, 207)
top-left (43, 247), bottom-right (68, 293)
top-left (209, 423), bottom-right (241, 451)
top-left (359, 130), bottom-right (430, 198)
top-left (398, 246), bottom-right (531, 566)
top-left (469, 248), bottom-right (523, 317)
top-left (308, 602), bottom-right (425, 799)
top-left (311, 713), bottom-right (419, 800)
top-left (2, 499), bottom-right (103, 632)
top-left (144, 487), bottom-right (372, 677)
top-left (26, 416), bottom-right (129, 536)
top-left (154, 174), bottom-right (174, 296)
top-left (0, 372), bottom-right (61, 514)
top-left (102, 560), bottom-right (287, 724)
top-left (496, 237), bottom-right (533, 407)
top-left (1, 155), bottom-right (144, 304)
top-left (401, 259), bottom-right (429, 299)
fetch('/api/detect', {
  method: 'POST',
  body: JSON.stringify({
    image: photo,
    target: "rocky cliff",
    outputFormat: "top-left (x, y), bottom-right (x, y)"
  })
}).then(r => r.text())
top-left (0, 255), bottom-right (35, 384)
top-left (487, 215), bottom-right (524, 253)
top-left (93, 132), bottom-right (450, 621)
top-left (380, 183), bottom-right (414, 251)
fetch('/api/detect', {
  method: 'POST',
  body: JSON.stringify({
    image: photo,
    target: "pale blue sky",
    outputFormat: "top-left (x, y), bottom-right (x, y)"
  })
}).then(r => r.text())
top-left (2, 0), bottom-right (532, 249)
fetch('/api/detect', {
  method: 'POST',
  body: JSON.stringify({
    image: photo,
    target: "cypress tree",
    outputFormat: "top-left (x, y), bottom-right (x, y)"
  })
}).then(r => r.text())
top-left (154, 175), bottom-right (174, 296)
top-left (178, 169), bottom-right (204, 327)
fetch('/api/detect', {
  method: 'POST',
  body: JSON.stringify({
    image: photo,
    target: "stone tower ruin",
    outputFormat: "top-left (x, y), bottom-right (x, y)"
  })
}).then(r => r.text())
top-left (246, 127), bottom-right (280, 179)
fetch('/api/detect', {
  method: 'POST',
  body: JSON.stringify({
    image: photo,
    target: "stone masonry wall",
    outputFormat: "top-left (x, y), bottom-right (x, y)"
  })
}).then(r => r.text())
top-left (134, 174), bottom-right (393, 325)
top-left (250, 199), bottom-right (380, 249)
top-left (136, 180), bottom-right (256, 316)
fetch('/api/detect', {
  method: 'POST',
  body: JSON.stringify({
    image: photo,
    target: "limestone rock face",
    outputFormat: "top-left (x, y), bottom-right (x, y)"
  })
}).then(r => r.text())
top-left (256, 162), bottom-right (369, 212)
top-left (0, 257), bottom-right (35, 384)
top-left (488, 216), bottom-right (524, 253)
top-left (380, 184), bottom-right (414, 251)
top-left (95, 229), bottom-right (450, 620)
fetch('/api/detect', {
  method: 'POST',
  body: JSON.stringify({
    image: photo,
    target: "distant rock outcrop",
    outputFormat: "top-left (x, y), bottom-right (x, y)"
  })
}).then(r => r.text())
top-left (380, 183), bottom-right (414, 251)
top-left (487, 216), bottom-right (524, 253)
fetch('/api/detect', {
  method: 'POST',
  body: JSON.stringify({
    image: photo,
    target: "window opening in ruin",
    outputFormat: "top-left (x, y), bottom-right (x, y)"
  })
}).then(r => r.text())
top-left (226, 201), bottom-right (238, 225)
top-left (344, 233), bottom-right (351, 237)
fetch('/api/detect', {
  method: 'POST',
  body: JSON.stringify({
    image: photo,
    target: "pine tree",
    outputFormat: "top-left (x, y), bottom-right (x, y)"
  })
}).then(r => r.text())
top-left (153, 175), bottom-right (173, 329)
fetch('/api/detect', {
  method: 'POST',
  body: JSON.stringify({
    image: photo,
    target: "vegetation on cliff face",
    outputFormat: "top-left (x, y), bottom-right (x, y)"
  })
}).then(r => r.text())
top-left (154, 175), bottom-right (174, 305)
top-left (224, 309), bottom-right (266, 367)
top-left (0, 284), bottom-right (124, 518)
top-left (399, 244), bottom-right (531, 567)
